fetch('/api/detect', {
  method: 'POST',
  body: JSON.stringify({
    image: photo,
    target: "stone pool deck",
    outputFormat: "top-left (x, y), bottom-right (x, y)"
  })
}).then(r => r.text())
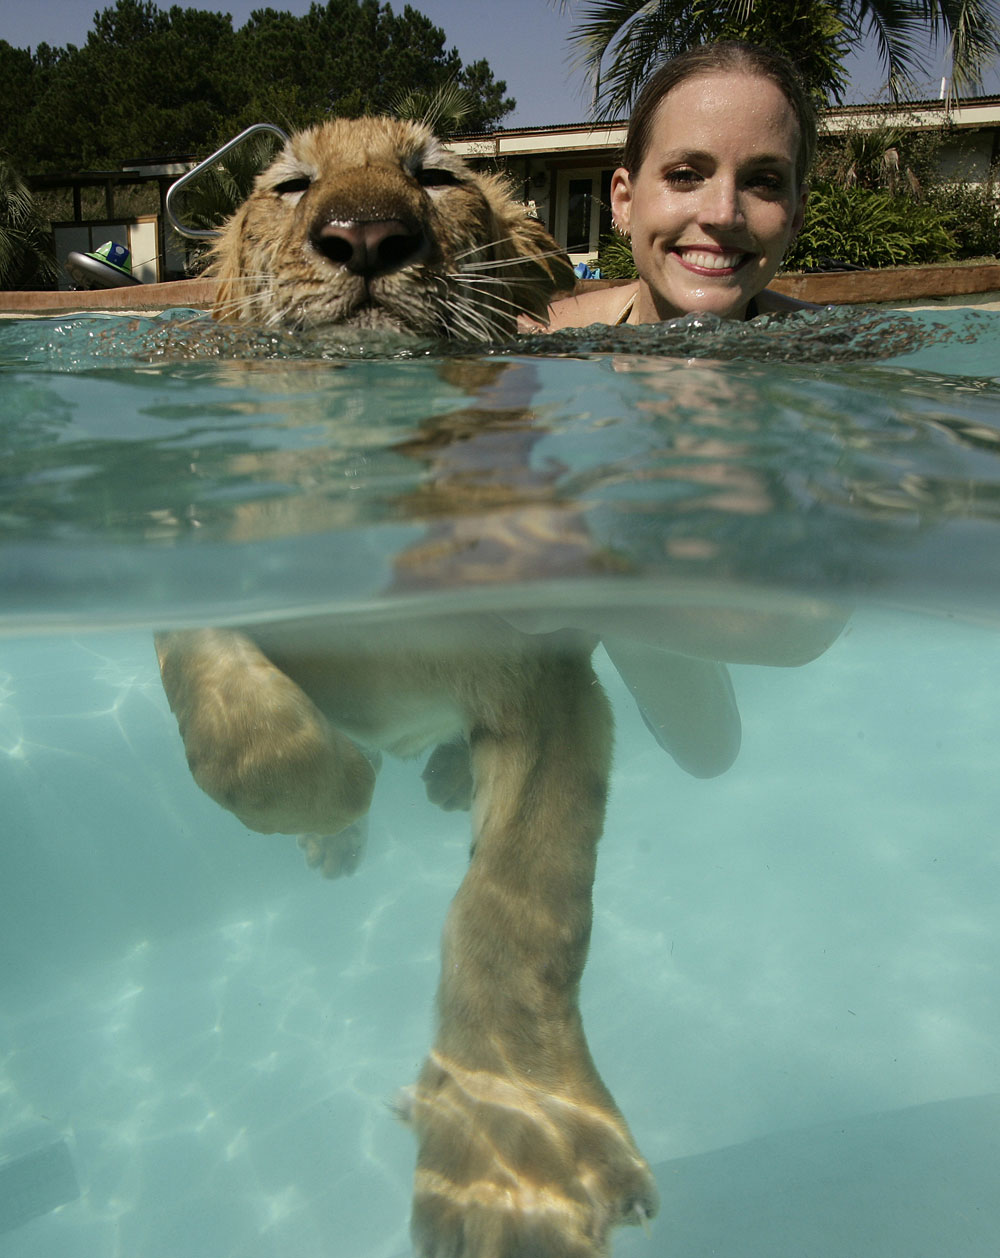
top-left (772, 260), bottom-right (1000, 307)
top-left (0, 278), bottom-right (217, 317)
top-left (572, 262), bottom-right (1000, 313)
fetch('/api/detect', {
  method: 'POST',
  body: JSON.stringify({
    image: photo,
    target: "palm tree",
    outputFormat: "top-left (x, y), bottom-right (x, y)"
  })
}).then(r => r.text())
top-left (565, 0), bottom-right (1000, 117)
top-left (0, 158), bottom-right (58, 290)
top-left (385, 81), bottom-right (479, 136)
top-left (829, 123), bottom-right (909, 192)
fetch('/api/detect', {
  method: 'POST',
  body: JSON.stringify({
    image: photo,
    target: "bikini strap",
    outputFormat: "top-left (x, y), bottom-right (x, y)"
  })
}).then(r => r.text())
top-left (615, 293), bottom-right (636, 325)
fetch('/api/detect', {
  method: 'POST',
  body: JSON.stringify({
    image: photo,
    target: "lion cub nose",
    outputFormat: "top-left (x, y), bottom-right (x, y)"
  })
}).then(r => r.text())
top-left (312, 218), bottom-right (428, 277)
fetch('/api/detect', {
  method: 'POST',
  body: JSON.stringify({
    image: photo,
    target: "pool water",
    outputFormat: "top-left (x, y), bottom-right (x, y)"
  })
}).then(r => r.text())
top-left (2, 306), bottom-right (1000, 1257)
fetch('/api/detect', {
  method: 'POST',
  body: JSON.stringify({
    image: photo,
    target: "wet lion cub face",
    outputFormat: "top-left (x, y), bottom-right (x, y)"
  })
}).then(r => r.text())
top-left (209, 117), bottom-right (572, 340)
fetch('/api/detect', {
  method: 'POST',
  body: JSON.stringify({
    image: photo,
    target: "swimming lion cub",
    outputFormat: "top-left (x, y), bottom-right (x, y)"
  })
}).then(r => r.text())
top-left (157, 117), bottom-right (658, 1257)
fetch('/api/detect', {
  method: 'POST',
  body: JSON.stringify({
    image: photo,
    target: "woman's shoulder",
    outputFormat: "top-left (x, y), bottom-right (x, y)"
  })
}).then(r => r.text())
top-left (535, 282), bottom-right (817, 332)
top-left (545, 281), bottom-right (639, 331)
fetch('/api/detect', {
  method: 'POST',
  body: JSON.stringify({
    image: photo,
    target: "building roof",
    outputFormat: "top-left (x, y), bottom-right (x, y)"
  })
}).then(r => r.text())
top-left (450, 94), bottom-right (1000, 160)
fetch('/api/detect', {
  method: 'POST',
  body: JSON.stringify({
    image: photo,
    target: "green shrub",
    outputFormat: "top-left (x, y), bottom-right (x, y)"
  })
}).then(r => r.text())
top-left (808, 115), bottom-right (998, 266)
top-left (592, 231), bottom-right (637, 279)
top-left (784, 180), bottom-right (956, 270)
top-left (924, 176), bottom-right (1000, 259)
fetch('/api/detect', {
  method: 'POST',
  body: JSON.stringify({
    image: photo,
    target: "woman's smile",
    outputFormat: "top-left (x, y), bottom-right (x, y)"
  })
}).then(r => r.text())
top-left (671, 246), bottom-right (753, 275)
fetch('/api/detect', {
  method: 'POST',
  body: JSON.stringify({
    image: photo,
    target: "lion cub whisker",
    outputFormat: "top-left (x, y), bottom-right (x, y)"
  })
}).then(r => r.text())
top-left (437, 301), bottom-right (497, 343)
top-left (452, 277), bottom-right (549, 306)
top-left (450, 292), bottom-right (531, 338)
top-left (455, 247), bottom-right (577, 274)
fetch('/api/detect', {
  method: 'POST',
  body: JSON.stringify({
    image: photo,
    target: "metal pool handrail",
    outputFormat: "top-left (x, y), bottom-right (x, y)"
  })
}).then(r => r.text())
top-left (165, 123), bottom-right (291, 241)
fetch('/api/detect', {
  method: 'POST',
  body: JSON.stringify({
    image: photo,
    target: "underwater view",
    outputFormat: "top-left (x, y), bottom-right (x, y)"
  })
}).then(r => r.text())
top-left (2, 304), bottom-right (1000, 1257)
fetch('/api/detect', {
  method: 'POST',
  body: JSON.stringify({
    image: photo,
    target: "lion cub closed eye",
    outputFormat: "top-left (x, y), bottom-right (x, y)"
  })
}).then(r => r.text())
top-left (208, 115), bottom-right (574, 340)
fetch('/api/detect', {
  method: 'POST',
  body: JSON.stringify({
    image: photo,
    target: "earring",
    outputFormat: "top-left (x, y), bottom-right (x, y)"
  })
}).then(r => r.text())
top-left (613, 219), bottom-right (631, 240)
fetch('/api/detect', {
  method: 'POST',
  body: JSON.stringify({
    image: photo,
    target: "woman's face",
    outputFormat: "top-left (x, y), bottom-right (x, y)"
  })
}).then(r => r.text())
top-left (611, 72), bottom-right (807, 323)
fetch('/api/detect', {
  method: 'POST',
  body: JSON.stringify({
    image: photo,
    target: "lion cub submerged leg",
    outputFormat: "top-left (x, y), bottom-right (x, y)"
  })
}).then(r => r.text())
top-left (409, 640), bottom-right (658, 1257)
top-left (155, 628), bottom-right (376, 874)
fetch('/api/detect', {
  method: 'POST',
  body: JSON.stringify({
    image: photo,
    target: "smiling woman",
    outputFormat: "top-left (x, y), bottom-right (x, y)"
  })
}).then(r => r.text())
top-left (546, 41), bottom-right (818, 329)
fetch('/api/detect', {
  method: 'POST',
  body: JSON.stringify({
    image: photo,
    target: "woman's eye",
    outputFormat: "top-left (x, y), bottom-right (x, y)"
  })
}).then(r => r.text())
top-left (664, 168), bottom-right (701, 187)
top-left (273, 176), bottom-right (311, 195)
top-left (416, 167), bottom-right (461, 188)
top-left (748, 172), bottom-right (786, 193)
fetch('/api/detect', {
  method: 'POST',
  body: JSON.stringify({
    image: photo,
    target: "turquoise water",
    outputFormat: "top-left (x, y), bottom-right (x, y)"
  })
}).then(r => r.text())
top-left (2, 306), bottom-right (1000, 1257)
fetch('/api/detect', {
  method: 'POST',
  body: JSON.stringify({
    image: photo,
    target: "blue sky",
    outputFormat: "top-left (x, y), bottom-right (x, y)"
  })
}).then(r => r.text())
top-left (3, 0), bottom-right (998, 127)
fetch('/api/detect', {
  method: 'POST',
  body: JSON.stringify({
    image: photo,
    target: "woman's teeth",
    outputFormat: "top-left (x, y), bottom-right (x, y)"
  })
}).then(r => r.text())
top-left (678, 249), bottom-right (746, 270)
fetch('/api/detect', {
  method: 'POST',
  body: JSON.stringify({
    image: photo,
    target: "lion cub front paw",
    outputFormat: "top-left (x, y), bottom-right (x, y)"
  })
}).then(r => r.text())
top-left (298, 818), bottom-right (367, 878)
top-left (407, 1051), bottom-right (658, 1257)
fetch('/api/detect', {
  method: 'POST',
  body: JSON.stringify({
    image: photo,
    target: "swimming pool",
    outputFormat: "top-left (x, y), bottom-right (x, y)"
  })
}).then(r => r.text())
top-left (2, 305), bottom-right (999, 1257)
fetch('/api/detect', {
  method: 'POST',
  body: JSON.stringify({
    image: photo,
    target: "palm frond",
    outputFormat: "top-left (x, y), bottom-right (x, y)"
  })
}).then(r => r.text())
top-left (571, 0), bottom-right (674, 108)
top-left (385, 82), bottom-right (477, 136)
top-left (846, 0), bottom-right (942, 96)
top-left (926, 0), bottom-right (1000, 97)
top-left (0, 157), bottom-right (58, 288)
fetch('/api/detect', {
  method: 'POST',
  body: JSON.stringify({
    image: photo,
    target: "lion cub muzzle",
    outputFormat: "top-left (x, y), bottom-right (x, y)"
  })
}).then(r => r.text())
top-left (308, 166), bottom-right (434, 279)
top-left (311, 214), bottom-right (429, 278)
